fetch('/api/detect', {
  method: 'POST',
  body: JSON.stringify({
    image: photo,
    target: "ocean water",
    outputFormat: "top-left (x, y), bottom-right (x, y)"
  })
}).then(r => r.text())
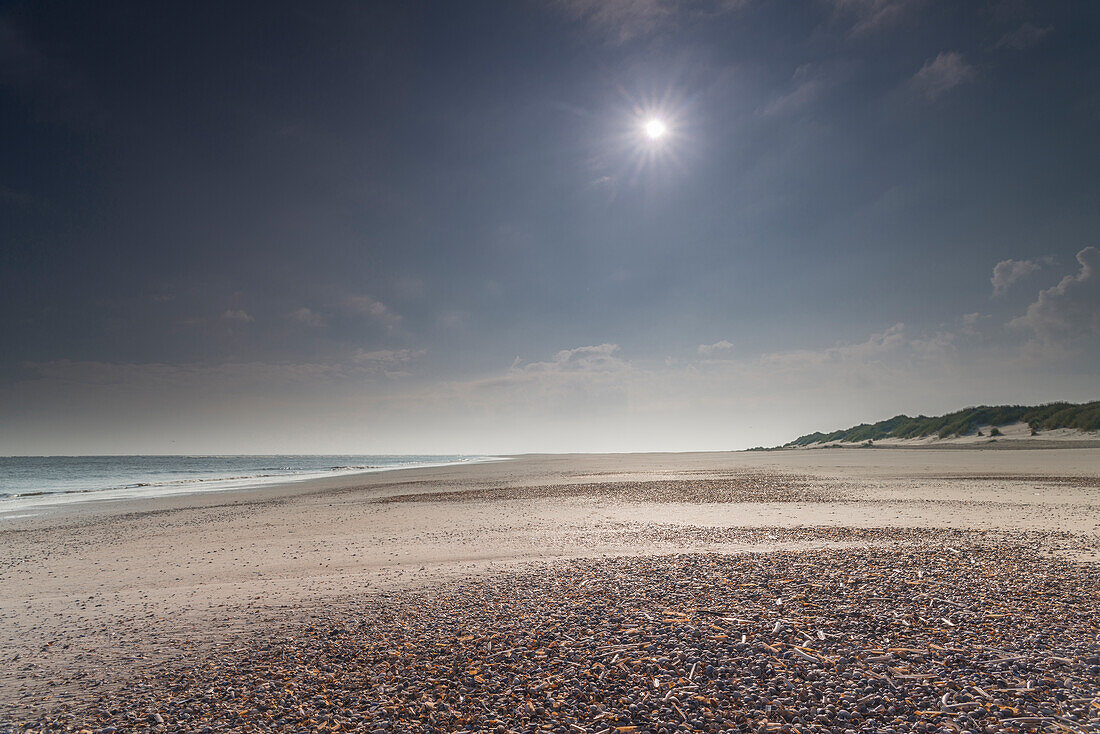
top-left (0, 455), bottom-right (497, 514)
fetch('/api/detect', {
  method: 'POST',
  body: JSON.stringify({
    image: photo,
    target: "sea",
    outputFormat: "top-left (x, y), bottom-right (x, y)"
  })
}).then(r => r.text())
top-left (0, 455), bottom-right (499, 516)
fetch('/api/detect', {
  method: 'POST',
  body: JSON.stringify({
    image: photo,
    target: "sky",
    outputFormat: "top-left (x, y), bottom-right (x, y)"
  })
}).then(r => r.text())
top-left (1, 0), bottom-right (1098, 455)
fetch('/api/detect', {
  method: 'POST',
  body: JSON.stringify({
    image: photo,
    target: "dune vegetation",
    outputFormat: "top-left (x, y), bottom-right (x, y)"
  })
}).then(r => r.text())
top-left (785, 401), bottom-right (1100, 446)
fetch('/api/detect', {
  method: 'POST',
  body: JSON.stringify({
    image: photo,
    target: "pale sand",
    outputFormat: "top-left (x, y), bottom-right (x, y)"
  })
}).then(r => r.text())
top-left (2, 447), bottom-right (1099, 714)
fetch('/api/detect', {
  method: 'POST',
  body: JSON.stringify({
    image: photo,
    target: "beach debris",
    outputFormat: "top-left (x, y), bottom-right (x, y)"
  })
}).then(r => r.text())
top-left (8, 538), bottom-right (1099, 733)
top-left (377, 472), bottom-right (840, 504)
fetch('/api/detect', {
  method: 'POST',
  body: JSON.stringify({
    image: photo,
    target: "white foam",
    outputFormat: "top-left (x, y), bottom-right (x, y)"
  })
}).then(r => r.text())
top-left (0, 456), bottom-right (509, 514)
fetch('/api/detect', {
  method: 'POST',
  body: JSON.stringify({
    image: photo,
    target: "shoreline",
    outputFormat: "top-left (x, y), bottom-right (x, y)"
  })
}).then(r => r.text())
top-left (5, 438), bottom-right (1099, 523)
top-left (6, 442), bottom-right (1100, 525)
top-left (0, 455), bottom-right (511, 519)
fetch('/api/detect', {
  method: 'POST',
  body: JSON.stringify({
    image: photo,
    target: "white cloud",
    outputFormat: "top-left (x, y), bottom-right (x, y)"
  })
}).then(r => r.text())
top-left (436, 328), bottom-right (975, 419)
top-left (518, 343), bottom-right (625, 374)
top-left (1010, 246), bottom-right (1100, 341)
top-left (287, 307), bottom-right (325, 328)
top-left (959, 312), bottom-right (988, 335)
top-left (759, 323), bottom-right (907, 368)
top-left (431, 328), bottom-right (952, 421)
top-left (344, 295), bottom-right (401, 328)
top-left (352, 348), bottom-right (425, 377)
top-left (995, 23), bottom-right (1052, 50)
top-left (698, 339), bottom-right (734, 356)
top-left (556, 0), bottom-right (666, 42)
top-left (911, 52), bottom-right (975, 100)
top-left (397, 343), bottom-right (632, 425)
top-left (757, 64), bottom-right (842, 118)
top-left (825, 0), bottom-right (924, 36)
top-left (991, 258), bottom-right (1042, 296)
top-left (221, 309), bottom-right (254, 323)
top-left (553, 0), bottom-right (745, 43)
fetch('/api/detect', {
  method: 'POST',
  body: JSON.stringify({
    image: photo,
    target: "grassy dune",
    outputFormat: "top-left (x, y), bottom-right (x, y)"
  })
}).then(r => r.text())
top-left (785, 401), bottom-right (1100, 446)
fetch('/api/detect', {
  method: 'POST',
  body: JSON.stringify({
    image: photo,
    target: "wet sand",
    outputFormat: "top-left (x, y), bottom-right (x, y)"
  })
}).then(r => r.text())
top-left (2, 447), bottom-right (1099, 727)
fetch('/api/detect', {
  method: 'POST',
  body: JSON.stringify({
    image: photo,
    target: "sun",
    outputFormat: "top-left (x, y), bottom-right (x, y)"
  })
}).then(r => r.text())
top-left (608, 90), bottom-right (691, 180)
top-left (644, 118), bottom-right (667, 140)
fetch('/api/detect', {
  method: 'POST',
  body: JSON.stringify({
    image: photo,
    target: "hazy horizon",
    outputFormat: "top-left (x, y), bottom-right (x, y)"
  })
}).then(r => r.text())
top-left (2, 1), bottom-right (1098, 455)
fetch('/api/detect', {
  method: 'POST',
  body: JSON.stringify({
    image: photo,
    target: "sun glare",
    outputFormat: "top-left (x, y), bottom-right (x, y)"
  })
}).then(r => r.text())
top-left (644, 119), bottom-right (667, 140)
top-left (611, 90), bottom-right (690, 181)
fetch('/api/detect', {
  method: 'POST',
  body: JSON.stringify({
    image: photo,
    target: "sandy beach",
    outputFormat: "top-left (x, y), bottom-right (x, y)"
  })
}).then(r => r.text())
top-left (3, 446), bottom-right (1099, 731)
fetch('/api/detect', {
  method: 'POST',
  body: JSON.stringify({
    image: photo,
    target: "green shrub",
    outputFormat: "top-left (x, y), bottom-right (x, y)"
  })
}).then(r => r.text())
top-left (783, 401), bottom-right (1100, 447)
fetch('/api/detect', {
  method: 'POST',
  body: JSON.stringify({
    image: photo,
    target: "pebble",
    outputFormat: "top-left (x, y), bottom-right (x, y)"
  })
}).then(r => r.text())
top-left (7, 535), bottom-right (1099, 733)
